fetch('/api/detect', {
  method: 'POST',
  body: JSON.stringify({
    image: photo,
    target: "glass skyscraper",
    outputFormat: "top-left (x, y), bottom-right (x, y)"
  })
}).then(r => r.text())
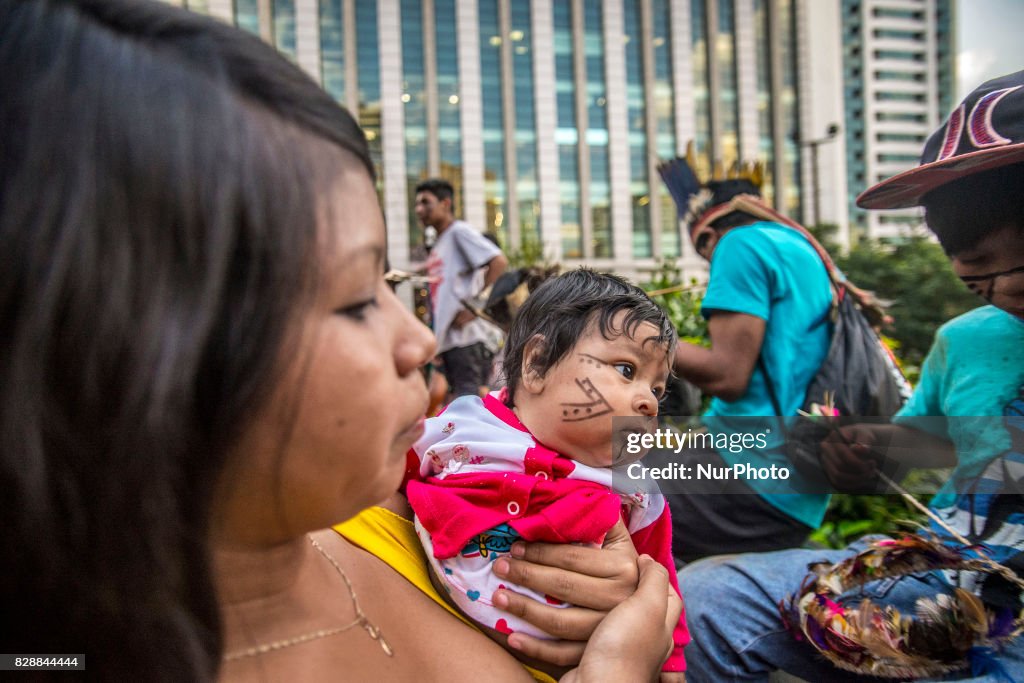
top-left (841, 0), bottom-right (955, 239)
top-left (175, 0), bottom-right (872, 280)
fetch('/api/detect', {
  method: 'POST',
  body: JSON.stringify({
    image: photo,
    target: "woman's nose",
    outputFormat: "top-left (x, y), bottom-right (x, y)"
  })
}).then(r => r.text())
top-left (389, 292), bottom-right (437, 375)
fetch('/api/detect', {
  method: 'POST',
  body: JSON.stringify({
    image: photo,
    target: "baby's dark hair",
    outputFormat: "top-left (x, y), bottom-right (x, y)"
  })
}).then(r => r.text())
top-left (922, 162), bottom-right (1024, 256)
top-left (502, 268), bottom-right (677, 405)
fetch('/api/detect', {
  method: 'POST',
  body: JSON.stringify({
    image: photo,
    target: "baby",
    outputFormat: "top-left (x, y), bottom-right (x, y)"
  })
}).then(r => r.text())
top-left (407, 268), bottom-right (688, 677)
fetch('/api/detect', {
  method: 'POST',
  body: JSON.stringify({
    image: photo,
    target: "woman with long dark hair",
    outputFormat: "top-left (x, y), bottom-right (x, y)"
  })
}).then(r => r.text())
top-left (0, 1), bottom-right (680, 679)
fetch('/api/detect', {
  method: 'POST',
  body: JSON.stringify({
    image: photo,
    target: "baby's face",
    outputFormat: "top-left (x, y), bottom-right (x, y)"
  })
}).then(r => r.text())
top-left (520, 313), bottom-right (670, 468)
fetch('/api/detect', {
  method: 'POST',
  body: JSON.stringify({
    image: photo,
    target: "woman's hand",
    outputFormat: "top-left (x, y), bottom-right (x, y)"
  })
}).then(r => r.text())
top-left (490, 519), bottom-right (640, 666)
top-left (559, 555), bottom-right (682, 683)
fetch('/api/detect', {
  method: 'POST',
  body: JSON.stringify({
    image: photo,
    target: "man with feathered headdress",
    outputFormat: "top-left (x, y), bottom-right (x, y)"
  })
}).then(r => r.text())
top-left (654, 154), bottom-right (835, 563)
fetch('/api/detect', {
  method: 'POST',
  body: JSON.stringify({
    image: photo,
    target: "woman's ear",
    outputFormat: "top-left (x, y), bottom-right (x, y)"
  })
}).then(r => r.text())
top-left (519, 334), bottom-right (547, 395)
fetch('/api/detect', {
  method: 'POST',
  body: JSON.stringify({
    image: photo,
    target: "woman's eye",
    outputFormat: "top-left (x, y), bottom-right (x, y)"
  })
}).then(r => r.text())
top-left (614, 363), bottom-right (635, 380)
top-left (336, 298), bottom-right (378, 321)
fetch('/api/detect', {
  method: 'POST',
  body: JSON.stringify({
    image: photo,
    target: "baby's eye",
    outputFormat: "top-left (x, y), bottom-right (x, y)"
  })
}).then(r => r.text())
top-left (652, 385), bottom-right (665, 400)
top-left (614, 363), bottom-right (635, 380)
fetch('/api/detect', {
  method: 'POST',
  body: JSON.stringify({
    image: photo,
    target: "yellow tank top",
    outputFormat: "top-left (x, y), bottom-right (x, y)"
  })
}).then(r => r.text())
top-left (334, 507), bottom-right (555, 683)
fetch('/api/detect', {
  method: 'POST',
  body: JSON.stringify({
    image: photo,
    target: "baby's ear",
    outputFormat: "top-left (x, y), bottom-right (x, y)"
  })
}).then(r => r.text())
top-left (519, 334), bottom-right (547, 395)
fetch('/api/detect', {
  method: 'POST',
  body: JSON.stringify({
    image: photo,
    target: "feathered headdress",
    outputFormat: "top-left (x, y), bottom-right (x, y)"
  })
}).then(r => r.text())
top-left (779, 535), bottom-right (1024, 678)
top-left (656, 142), bottom-right (766, 242)
top-left (656, 143), bottom-right (892, 328)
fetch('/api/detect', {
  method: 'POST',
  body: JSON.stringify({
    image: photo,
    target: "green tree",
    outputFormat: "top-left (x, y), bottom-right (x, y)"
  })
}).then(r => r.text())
top-left (835, 236), bottom-right (980, 368)
top-left (642, 260), bottom-right (706, 343)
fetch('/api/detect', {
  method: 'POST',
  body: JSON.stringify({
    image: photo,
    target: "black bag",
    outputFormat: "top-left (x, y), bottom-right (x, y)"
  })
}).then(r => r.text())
top-left (761, 233), bottom-right (912, 487)
top-left (800, 286), bottom-right (910, 418)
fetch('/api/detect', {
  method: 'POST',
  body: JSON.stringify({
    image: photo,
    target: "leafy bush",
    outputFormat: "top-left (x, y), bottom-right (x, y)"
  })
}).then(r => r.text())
top-left (835, 234), bottom-right (980, 368)
top-left (642, 260), bottom-right (707, 344)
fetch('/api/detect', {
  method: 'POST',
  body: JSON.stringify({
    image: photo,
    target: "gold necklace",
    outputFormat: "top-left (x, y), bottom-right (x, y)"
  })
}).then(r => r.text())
top-left (222, 535), bottom-right (394, 662)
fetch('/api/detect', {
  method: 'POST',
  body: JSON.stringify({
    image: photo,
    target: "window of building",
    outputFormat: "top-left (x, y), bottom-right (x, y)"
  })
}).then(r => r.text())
top-left (401, 0), bottom-right (427, 248)
top-left (754, 0), bottom-right (775, 206)
top-left (873, 28), bottom-right (923, 41)
top-left (778, 0), bottom-right (802, 220)
top-left (478, 0), bottom-right (506, 241)
top-left (234, 0), bottom-right (259, 35)
top-left (355, 0), bottom-right (381, 175)
top-left (876, 111), bottom-right (926, 123)
top-left (273, 0), bottom-right (297, 59)
top-left (436, 0), bottom-right (463, 209)
top-left (652, 0), bottom-right (678, 258)
top-left (585, 0), bottom-right (611, 258)
top-left (872, 8), bottom-right (923, 20)
top-left (875, 91), bottom-right (925, 103)
top-left (624, 0), bottom-right (650, 258)
top-left (691, 0), bottom-right (711, 179)
top-left (875, 70), bottom-right (924, 82)
top-left (319, 0), bottom-right (345, 103)
top-left (552, 0), bottom-right (581, 257)
top-left (873, 49), bottom-right (923, 62)
top-left (511, 1), bottom-right (540, 247)
top-left (878, 133), bottom-right (925, 143)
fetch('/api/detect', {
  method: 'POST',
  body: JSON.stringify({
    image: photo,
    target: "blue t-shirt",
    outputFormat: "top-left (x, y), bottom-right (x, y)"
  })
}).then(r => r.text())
top-left (700, 222), bottom-right (834, 528)
top-left (894, 305), bottom-right (1024, 507)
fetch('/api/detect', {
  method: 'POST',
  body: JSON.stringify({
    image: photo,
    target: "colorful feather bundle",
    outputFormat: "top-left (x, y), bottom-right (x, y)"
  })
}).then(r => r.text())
top-left (780, 535), bottom-right (1024, 678)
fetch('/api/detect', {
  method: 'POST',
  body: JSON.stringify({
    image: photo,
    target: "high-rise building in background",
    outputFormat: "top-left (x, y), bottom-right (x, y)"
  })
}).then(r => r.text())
top-left (171, 0), bottom-right (952, 277)
top-left (841, 0), bottom-right (955, 240)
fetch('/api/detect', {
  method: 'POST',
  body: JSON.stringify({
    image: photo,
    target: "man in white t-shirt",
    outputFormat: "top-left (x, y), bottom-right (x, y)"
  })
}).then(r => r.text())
top-left (415, 179), bottom-right (508, 399)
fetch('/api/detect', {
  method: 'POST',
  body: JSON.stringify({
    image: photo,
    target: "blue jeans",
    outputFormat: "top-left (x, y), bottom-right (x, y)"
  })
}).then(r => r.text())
top-left (680, 537), bottom-right (1024, 682)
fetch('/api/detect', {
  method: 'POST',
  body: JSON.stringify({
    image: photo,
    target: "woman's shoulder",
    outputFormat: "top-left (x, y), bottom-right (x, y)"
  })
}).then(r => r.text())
top-left (323, 517), bottom-right (541, 682)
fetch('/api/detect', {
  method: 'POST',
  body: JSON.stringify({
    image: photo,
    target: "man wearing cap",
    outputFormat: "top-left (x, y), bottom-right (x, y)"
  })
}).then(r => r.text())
top-left (679, 71), bottom-right (1024, 682)
top-left (656, 174), bottom-right (835, 563)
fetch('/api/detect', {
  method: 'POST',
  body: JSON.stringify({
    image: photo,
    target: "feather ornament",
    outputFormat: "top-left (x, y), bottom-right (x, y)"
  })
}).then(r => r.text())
top-left (779, 534), bottom-right (1024, 678)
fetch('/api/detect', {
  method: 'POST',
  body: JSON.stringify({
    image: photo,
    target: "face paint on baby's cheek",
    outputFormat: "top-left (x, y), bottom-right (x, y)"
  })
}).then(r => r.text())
top-left (560, 377), bottom-right (613, 422)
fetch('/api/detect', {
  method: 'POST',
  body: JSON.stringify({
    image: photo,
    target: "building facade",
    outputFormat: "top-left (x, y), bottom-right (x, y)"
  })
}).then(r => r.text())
top-left (841, 0), bottom-right (955, 240)
top-left (174, 0), bottom-right (864, 279)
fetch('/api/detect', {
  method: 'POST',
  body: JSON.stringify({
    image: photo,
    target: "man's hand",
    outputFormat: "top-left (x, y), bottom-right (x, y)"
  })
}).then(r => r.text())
top-left (451, 308), bottom-right (477, 330)
top-left (820, 423), bottom-right (956, 491)
top-left (820, 424), bottom-right (881, 491)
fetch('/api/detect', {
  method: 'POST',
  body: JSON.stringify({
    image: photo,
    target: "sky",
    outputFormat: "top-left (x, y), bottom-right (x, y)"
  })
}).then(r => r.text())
top-left (956, 0), bottom-right (1024, 99)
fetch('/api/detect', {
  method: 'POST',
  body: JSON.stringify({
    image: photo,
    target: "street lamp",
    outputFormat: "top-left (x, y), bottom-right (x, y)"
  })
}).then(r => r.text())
top-left (800, 123), bottom-right (840, 228)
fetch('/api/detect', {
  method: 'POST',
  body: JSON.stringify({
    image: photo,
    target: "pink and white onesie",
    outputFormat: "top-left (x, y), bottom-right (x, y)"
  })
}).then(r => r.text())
top-left (406, 389), bottom-right (688, 673)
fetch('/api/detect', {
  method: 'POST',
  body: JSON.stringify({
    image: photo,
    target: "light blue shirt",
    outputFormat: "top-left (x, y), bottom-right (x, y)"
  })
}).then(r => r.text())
top-left (701, 222), bottom-right (834, 528)
top-left (894, 305), bottom-right (1024, 507)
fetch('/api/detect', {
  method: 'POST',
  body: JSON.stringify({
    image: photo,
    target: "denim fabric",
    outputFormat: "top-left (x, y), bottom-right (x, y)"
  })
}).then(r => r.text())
top-left (680, 537), bottom-right (1024, 683)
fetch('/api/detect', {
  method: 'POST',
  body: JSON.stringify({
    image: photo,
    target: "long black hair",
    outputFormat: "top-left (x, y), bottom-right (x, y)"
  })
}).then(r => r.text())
top-left (0, 0), bottom-right (371, 678)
